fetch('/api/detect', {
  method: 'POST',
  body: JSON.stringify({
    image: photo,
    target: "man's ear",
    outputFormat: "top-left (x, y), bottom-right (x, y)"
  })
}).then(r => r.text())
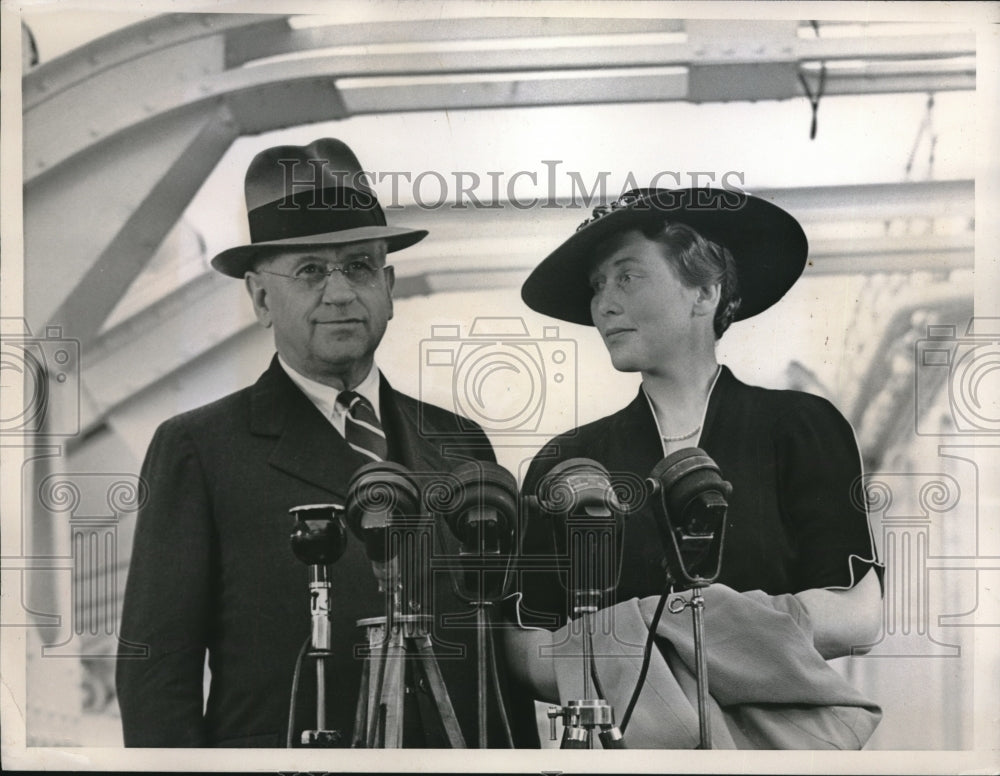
top-left (383, 264), bottom-right (396, 320)
top-left (245, 272), bottom-right (273, 328)
top-left (693, 282), bottom-right (721, 318)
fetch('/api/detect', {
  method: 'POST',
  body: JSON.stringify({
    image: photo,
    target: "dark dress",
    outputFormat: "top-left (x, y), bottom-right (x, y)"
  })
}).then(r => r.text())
top-left (514, 365), bottom-right (882, 629)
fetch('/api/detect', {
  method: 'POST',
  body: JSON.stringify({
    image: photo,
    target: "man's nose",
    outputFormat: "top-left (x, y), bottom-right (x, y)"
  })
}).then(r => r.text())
top-left (320, 270), bottom-right (357, 304)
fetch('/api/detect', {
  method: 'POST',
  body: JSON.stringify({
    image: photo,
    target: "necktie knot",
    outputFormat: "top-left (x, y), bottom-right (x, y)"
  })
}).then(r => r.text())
top-left (337, 390), bottom-right (366, 415)
top-left (337, 391), bottom-right (387, 462)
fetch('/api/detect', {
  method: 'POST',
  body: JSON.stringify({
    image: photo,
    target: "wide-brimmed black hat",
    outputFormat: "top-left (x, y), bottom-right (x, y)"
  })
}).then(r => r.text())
top-left (521, 187), bottom-right (808, 326)
top-left (211, 138), bottom-right (427, 278)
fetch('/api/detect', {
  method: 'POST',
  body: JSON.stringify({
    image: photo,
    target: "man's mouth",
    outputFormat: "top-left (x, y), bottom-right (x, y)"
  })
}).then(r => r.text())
top-left (316, 318), bottom-right (364, 326)
top-left (603, 326), bottom-right (635, 338)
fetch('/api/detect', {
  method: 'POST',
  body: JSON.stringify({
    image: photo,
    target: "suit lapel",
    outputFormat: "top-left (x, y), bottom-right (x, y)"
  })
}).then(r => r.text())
top-left (250, 357), bottom-right (368, 499)
top-left (378, 373), bottom-right (444, 474)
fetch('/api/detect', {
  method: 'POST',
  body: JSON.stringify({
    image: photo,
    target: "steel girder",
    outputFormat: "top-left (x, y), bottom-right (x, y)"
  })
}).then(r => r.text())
top-left (20, 12), bottom-right (977, 438)
top-left (23, 13), bottom-right (974, 340)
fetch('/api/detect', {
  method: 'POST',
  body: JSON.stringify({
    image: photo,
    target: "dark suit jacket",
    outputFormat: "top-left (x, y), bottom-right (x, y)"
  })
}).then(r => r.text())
top-left (117, 357), bottom-right (503, 747)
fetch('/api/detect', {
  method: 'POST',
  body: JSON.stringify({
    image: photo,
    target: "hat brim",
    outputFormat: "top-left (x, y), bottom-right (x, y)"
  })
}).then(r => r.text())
top-left (210, 226), bottom-right (428, 278)
top-left (520, 188), bottom-right (808, 326)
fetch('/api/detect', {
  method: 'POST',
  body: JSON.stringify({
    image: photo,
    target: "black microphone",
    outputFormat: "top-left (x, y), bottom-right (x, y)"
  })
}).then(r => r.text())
top-left (446, 460), bottom-right (517, 555)
top-left (439, 460), bottom-right (517, 602)
top-left (345, 461), bottom-right (422, 589)
top-left (646, 448), bottom-right (732, 586)
top-left (534, 458), bottom-right (626, 605)
top-left (288, 504), bottom-right (350, 656)
top-left (289, 503), bottom-right (349, 566)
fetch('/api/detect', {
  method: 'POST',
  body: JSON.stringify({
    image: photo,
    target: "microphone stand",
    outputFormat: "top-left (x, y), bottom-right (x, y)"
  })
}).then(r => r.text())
top-left (666, 584), bottom-right (712, 748)
top-left (536, 459), bottom-right (627, 750)
top-left (288, 504), bottom-right (349, 748)
top-left (354, 544), bottom-right (466, 748)
top-left (546, 588), bottom-right (625, 749)
top-left (647, 448), bottom-right (731, 751)
top-left (444, 461), bottom-right (518, 749)
top-left (345, 463), bottom-right (467, 749)
top-left (304, 563), bottom-right (339, 746)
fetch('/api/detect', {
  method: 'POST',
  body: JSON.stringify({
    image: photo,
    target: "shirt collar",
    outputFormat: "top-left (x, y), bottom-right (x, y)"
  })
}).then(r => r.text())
top-left (278, 355), bottom-right (382, 421)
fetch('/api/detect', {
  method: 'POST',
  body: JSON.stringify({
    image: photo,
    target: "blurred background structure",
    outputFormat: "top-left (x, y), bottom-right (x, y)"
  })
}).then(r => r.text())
top-left (7, 4), bottom-right (996, 751)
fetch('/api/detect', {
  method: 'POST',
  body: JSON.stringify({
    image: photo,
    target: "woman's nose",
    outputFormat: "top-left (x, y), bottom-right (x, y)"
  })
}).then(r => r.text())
top-left (592, 285), bottom-right (621, 318)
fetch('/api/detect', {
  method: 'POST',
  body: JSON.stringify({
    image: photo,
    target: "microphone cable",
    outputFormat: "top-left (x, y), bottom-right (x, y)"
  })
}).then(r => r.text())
top-left (485, 621), bottom-right (516, 747)
top-left (285, 635), bottom-right (311, 747)
top-left (619, 584), bottom-right (671, 733)
top-left (588, 621), bottom-right (608, 702)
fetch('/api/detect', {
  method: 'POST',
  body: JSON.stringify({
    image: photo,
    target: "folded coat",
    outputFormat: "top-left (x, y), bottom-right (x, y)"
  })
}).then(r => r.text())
top-left (549, 584), bottom-right (881, 749)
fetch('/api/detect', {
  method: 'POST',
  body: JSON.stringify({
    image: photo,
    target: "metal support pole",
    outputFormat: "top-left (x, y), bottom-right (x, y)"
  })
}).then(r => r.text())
top-left (477, 605), bottom-right (488, 749)
top-left (690, 586), bottom-right (711, 750)
top-left (316, 660), bottom-right (326, 731)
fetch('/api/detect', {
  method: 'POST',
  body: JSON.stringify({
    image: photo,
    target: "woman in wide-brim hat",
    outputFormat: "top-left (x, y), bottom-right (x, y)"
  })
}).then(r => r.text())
top-left (506, 188), bottom-right (884, 747)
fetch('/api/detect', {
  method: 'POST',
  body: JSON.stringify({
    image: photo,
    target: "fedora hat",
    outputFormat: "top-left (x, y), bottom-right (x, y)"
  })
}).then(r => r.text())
top-left (521, 187), bottom-right (808, 326)
top-left (211, 138), bottom-right (427, 278)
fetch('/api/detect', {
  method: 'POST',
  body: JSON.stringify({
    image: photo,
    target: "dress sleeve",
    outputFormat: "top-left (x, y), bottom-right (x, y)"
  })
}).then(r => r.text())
top-left (775, 394), bottom-right (883, 592)
top-left (116, 419), bottom-right (216, 746)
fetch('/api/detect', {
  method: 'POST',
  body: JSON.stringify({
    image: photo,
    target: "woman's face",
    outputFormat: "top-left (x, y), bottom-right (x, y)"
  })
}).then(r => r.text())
top-left (588, 229), bottom-right (701, 374)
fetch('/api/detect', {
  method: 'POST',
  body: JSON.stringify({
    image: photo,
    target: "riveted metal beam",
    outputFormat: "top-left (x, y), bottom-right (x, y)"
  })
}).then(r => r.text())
top-left (22, 11), bottom-right (976, 377)
top-left (25, 102), bottom-right (240, 341)
top-left (223, 17), bottom-right (687, 68)
top-left (74, 180), bottom-right (973, 434)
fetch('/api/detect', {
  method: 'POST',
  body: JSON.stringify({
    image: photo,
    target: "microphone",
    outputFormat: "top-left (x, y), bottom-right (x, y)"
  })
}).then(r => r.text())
top-left (288, 504), bottom-right (349, 655)
top-left (534, 458), bottom-right (626, 605)
top-left (446, 460), bottom-right (517, 554)
top-left (646, 448), bottom-right (732, 586)
top-left (345, 461), bottom-right (422, 590)
top-left (286, 504), bottom-right (350, 747)
top-left (289, 503), bottom-right (349, 566)
top-left (440, 460), bottom-right (517, 602)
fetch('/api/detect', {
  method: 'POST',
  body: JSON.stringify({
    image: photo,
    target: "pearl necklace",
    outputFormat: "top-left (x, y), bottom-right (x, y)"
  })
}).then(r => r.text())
top-left (661, 425), bottom-right (702, 443)
top-left (656, 365), bottom-right (721, 445)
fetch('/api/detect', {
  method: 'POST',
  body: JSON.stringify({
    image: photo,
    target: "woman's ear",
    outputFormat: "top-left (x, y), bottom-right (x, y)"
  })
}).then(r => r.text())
top-left (245, 272), bottom-right (273, 328)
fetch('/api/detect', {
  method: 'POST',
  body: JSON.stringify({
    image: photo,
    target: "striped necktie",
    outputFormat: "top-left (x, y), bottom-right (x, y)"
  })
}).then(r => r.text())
top-left (337, 391), bottom-right (388, 462)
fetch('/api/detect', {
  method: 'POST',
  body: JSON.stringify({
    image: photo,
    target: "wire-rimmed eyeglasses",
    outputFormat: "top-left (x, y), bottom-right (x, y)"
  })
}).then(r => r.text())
top-left (257, 260), bottom-right (390, 290)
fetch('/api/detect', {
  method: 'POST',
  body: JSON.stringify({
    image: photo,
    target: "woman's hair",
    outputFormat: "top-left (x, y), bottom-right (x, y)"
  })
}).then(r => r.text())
top-left (638, 220), bottom-right (742, 339)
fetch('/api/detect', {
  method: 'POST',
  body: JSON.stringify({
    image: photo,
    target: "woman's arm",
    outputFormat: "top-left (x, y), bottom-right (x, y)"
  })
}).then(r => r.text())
top-left (501, 626), bottom-right (559, 704)
top-left (793, 567), bottom-right (882, 659)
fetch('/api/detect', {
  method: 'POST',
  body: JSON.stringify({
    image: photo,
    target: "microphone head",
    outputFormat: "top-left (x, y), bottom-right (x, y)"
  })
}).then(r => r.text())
top-left (647, 447), bottom-right (732, 584)
top-left (288, 503), bottom-right (349, 566)
top-left (345, 460), bottom-right (421, 562)
top-left (536, 457), bottom-right (623, 517)
top-left (648, 447), bottom-right (732, 532)
top-left (533, 457), bottom-right (626, 599)
top-left (444, 460), bottom-right (518, 553)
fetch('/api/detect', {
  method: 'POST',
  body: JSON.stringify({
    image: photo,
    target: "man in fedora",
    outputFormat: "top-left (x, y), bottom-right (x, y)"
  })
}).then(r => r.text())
top-left (116, 139), bottom-right (503, 747)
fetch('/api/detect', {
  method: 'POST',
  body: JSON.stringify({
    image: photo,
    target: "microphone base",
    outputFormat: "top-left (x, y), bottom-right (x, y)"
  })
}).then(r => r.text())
top-left (300, 729), bottom-right (344, 748)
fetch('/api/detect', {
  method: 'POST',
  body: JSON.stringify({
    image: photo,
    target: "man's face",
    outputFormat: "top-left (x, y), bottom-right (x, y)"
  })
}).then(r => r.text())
top-left (245, 240), bottom-right (394, 388)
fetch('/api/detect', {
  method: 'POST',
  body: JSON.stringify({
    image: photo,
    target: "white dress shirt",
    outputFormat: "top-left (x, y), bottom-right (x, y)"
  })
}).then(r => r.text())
top-left (277, 355), bottom-right (382, 438)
